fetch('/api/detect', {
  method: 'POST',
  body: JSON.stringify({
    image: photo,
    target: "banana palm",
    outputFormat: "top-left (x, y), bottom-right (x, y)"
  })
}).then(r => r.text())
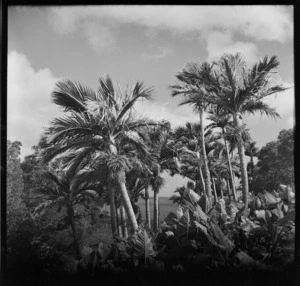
top-left (41, 75), bottom-right (164, 232)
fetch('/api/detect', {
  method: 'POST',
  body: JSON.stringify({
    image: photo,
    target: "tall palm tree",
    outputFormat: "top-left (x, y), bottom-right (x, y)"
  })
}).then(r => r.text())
top-left (175, 54), bottom-right (287, 209)
top-left (41, 75), bottom-right (165, 232)
top-left (170, 62), bottom-right (215, 205)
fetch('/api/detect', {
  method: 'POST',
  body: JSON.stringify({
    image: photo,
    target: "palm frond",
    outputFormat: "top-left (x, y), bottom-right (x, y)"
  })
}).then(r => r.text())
top-left (114, 81), bottom-right (154, 127)
top-left (52, 79), bottom-right (97, 112)
top-left (241, 100), bottom-right (280, 119)
top-left (98, 75), bottom-right (119, 111)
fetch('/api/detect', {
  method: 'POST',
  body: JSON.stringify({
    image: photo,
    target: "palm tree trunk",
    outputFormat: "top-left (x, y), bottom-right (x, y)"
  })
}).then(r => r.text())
top-left (226, 178), bottom-right (232, 201)
top-left (109, 142), bottom-right (138, 231)
top-left (116, 205), bottom-right (122, 237)
top-left (117, 170), bottom-right (139, 232)
top-left (153, 189), bottom-right (159, 232)
top-left (120, 203), bottom-right (128, 238)
top-left (144, 185), bottom-right (151, 227)
top-left (212, 177), bottom-right (218, 203)
top-left (109, 185), bottom-right (118, 238)
top-left (199, 108), bottom-right (212, 205)
top-left (67, 204), bottom-right (81, 258)
top-left (233, 113), bottom-right (249, 209)
top-left (196, 151), bottom-right (206, 195)
top-left (220, 182), bottom-right (224, 199)
top-left (223, 128), bottom-right (237, 201)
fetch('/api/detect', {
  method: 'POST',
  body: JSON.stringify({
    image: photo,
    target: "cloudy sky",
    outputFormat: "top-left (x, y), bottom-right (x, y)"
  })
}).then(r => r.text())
top-left (8, 6), bottom-right (294, 196)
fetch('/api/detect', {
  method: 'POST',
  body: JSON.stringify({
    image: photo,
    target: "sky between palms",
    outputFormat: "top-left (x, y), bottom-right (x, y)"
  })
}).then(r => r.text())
top-left (7, 5), bottom-right (294, 196)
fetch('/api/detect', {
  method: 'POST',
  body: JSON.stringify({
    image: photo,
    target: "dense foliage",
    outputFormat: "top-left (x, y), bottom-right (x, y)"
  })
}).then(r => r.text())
top-left (5, 53), bottom-right (295, 285)
top-left (252, 128), bottom-right (294, 193)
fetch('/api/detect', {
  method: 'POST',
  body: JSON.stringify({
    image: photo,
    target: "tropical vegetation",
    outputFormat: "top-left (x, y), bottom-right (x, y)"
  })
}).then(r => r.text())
top-left (5, 53), bottom-right (295, 286)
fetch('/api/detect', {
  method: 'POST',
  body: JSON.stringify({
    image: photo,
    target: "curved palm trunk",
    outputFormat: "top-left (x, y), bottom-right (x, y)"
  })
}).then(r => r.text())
top-left (153, 189), bottom-right (159, 232)
top-left (109, 142), bottom-right (138, 232)
top-left (233, 113), bottom-right (249, 208)
top-left (117, 170), bottom-right (139, 232)
top-left (144, 185), bottom-right (151, 227)
top-left (199, 108), bottom-right (212, 205)
top-left (120, 203), bottom-right (128, 238)
top-left (223, 127), bottom-right (237, 201)
top-left (67, 204), bottom-right (81, 258)
top-left (109, 185), bottom-right (118, 238)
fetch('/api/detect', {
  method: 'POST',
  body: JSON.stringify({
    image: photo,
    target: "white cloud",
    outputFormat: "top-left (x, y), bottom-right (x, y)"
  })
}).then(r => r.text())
top-left (287, 116), bottom-right (294, 127)
top-left (83, 22), bottom-right (116, 54)
top-left (141, 47), bottom-right (173, 61)
top-left (48, 6), bottom-right (293, 53)
top-left (7, 51), bottom-right (61, 158)
top-left (263, 84), bottom-right (294, 116)
top-left (206, 30), bottom-right (258, 64)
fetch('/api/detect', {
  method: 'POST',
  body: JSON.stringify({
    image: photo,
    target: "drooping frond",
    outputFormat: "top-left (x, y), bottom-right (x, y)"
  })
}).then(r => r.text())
top-left (240, 100), bottom-right (280, 119)
top-left (42, 171), bottom-right (64, 189)
top-left (61, 147), bottom-right (94, 179)
top-left (46, 112), bottom-right (100, 145)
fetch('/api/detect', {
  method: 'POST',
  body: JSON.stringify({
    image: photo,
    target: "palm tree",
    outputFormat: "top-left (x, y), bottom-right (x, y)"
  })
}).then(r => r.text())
top-left (175, 54), bottom-right (287, 209)
top-left (174, 123), bottom-right (206, 195)
top-left (170, 62), bottom-right (215, 205)
top-left (41, 75), bottom-right (165, 232)
top-left (145, 124), bottom-right (179, 231)
top-left (34, 168), bottom-right (102, 259)
top-left (206, 107), bottom-right (238, 201)
top-left (245, 140), bottom-right (260, 193)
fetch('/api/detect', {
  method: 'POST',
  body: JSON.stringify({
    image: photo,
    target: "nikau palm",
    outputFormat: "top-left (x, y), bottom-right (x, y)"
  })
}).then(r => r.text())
top-left (41, 75), bottom-right (164, 233)
top-left (171, 54), bottom-right (287, 209)
top-left (170, 62), bottom-right (220, 207)
top-left (206, 107), bottom-right (238, 201)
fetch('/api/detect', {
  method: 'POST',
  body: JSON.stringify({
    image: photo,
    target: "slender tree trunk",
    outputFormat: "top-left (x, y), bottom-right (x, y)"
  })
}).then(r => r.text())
top-left (226, 178), bottom-right (232, 201)
top-left (220, 182), bottom-right (224, 199)
top-left (199, 108), bottom-right (212, 205)
top-left (117, 170), bottom-right (139, 232)
top-left (67, 204), bottom-right (81, 258)
top-left (153, 189), bottom-right (159, 232)
top-left (196, 151), bottom-right (206, 195)
top-left (116, 204), bottom-right (122, 237)
top-left (109, 142), bottom-right (138, 232)
top-left (233, 113), bottom-right (249, 209)
top-left (120, 203), bottom-right (128, 238)
top-left (144, 185), bottom-right (151, 227)
top-left (223, 128), bottom-right (237, 201)
top-left (212, 177), bottom-right (218, 203)
top-left (109, 185), bottom-right (118, 238)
